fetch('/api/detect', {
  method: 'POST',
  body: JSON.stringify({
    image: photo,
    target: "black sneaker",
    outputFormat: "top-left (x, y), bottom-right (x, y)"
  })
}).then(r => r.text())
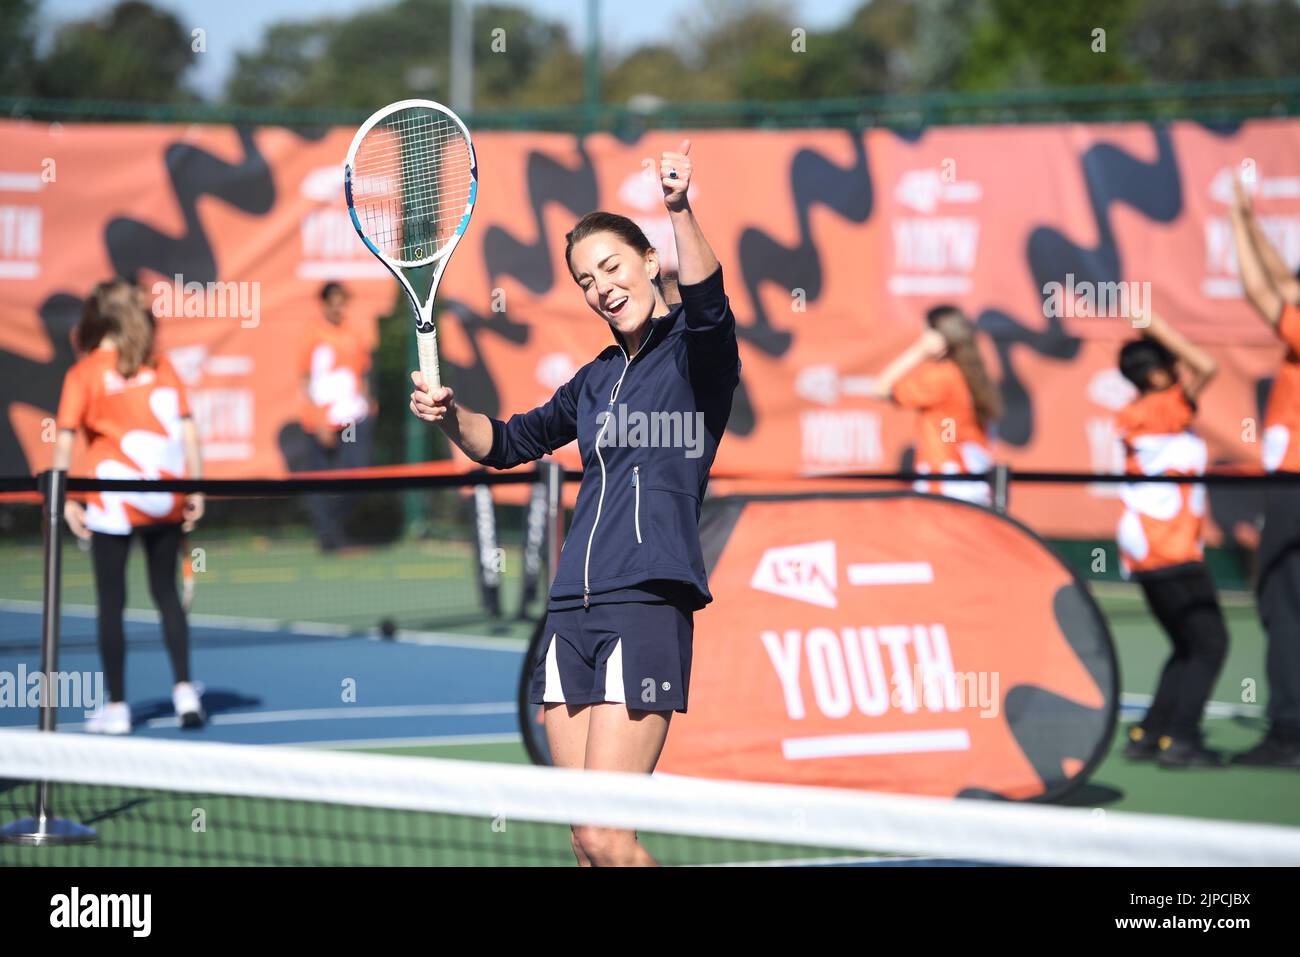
top-left (1230, 733), bottom-right (1300, 768)
top-left (1157, 735), bottom-right (1225, 769)
top-left (1123, 725), bottom-right (1159, 761)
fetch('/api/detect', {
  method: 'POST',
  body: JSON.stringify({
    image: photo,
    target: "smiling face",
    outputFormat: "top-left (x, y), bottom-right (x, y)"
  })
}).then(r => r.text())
top-left (568, 232), bottom-right (663, 345)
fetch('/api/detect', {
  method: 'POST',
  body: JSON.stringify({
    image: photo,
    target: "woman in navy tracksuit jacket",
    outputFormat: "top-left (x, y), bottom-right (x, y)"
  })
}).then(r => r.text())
top-left (410, 141), bottom-right (739, 866)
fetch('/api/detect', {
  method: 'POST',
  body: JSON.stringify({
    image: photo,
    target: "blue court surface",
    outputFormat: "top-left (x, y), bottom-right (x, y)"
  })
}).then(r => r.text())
top-left (0, 604), bottom-right (526, 750)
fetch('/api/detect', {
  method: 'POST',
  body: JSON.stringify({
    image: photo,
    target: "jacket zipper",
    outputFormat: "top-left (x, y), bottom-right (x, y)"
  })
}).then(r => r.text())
top-left (582, 322), bottom-right (656, 608)
top-left (633, 465), bottom-right (642, 544)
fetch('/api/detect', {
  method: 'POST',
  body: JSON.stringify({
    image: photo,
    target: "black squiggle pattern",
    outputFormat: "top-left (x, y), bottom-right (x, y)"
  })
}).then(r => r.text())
top-left (106, 127), bottom-right (274, 282)
top-left (982, 125), bottom-right (1182, 445)
top-left (445, 145), bottom-right (603, 418)
top-left (737, 136), bottom-right (872, 355)
top-left (732, 135), bottom-right (873, 434)
top-left (437, 297), bottom-right (531, 419)
top-left (0, 130), bottom-right (277, 473)
top-left (0, 295), bottom-right (82, 473)
top-left (449, 137), bottom-right (874, 438)
top-left (483, 148), bottom-right (598, 296)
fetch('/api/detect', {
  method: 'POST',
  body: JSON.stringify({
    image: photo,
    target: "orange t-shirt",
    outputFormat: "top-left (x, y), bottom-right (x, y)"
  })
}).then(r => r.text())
top-left (892, 359), bottom-right (993, 503)
top-left (56, 347), bottom-right (192, 534)
top-left (1116, 385), bottom-right (1207, 574)
top-left (299, 319), bottom-right (371, 432)
top-left (1263, 303), bottom-right (1300, 473)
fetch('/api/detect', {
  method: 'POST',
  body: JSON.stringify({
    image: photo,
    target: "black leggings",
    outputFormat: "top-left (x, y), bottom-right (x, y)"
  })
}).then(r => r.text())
top-left (1136, 563), bottom-right (1229, 741)
top-left (1257, 483), bottom-right (1300, 736)
top-left (91, 523), bottom-right (191, 703)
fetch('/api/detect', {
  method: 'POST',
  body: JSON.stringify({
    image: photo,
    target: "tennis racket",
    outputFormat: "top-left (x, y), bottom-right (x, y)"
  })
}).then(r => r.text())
top-left (344, 99), bottom-right (478, 390)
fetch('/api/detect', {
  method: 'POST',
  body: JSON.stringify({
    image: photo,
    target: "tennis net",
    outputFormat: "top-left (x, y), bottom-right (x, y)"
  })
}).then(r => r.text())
top-left (3, 729), bottom-right (1299, 867)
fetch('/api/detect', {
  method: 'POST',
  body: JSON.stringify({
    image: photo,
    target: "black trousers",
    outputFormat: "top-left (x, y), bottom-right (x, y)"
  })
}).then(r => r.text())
top-left (1257, 483), bottom-right (1300, 736)
top-left (1135, 562), bottom-right (1229, 741)
top-left (90, 523), bottom-right (191, 703)
top-left (302, 418), bottom-right (373, 549)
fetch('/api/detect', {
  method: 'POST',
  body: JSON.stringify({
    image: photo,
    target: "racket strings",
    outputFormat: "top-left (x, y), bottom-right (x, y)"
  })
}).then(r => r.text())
top-left (351, 147), bottom-right (473, 180)
top-left (350, 107), bottom-right (474, 263)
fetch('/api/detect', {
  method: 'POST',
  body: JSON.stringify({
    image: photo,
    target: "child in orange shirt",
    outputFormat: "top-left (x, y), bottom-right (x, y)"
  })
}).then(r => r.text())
top-left (1115, 312), bottom-right (1225, 767)
top-left (871, 305), bottom-right (1001, 505)
top-left (1227, 172), bottom-right (1300, 766)
top-left (295, 282), bottom-right (373, 551)
top-left (53, 279), bottom-right (206, 734)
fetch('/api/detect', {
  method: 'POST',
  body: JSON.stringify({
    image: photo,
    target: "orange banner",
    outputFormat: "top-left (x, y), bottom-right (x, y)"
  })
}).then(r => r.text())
top-left (652, 493), bottom-right (1116, 799)
top-left (3, 118), bottom-right (1298, 537)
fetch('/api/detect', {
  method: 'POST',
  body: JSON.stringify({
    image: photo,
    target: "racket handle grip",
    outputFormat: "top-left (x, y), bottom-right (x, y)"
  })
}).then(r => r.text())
top-left (417, 329), bottom-right (442, 392)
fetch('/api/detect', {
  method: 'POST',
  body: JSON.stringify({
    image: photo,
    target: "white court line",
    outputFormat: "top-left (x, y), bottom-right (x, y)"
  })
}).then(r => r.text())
top-left (61, 701), bottom-right (517, 731)
top-left (1089, 581), bottom-right (1258, 607)
top-left (304, 732), bottom-right (524, 750)
top-left (705, 855), bottom-right (943, 868)
top-left (0, 599), bottom-right (526, 652)
top-left (783, 729), bottom-right (971, 760)
top-left (1120, 691), bottom-right (1263, 720)
top-left (376, 630), bottom-right (526, 652)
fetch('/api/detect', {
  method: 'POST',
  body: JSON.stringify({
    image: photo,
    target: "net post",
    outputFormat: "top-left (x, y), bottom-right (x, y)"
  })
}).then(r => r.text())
top-left (992, 463), bottom-right (1011, 514)
top-left (0, 468), bottom-right (96, 847)
top-left (471, 481), bottom-right (502, 619)
top-left (542, 458), bottom-right (564, 589)
top-left (518, 469), bottom-right (549, 619)
top-left (37, 468), bottom-right (64, 736)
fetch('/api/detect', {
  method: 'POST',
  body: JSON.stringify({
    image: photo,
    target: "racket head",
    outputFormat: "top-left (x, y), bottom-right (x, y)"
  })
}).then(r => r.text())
top-left (344, 99), bottom-right (478, 269)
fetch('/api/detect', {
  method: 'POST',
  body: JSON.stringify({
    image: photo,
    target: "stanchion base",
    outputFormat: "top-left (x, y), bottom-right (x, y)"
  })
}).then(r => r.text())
top-left (0, 817), bottom-right (97, 846)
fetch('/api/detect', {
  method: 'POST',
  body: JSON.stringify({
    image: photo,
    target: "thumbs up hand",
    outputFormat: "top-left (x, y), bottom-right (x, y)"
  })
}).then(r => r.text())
top-left (659, 139), bottom-right (693, 212)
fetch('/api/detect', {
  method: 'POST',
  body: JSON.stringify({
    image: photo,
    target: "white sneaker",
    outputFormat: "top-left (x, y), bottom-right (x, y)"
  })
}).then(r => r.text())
top-left (173, 682), bottom-right (206, 729)
top-left (84, 701), bottom-right (131, 735)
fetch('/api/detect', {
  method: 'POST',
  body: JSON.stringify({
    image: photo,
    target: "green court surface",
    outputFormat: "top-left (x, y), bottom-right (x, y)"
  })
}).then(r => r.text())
top-left (0, 531), bottom-right (536, 638)
top-left (0, 783), bottom-right (862, 867)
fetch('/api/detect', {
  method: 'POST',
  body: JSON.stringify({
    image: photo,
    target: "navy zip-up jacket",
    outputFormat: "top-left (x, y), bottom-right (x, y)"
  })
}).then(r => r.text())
top-left (480, 266), bottom-right (740, 609)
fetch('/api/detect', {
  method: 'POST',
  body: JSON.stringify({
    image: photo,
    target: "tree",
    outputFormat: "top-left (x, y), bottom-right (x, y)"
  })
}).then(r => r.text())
top-left (34, 1), bottom-right (197, 101)
top-left (796, 0), bottom-right (921, 98)
top-left (225, 21), bottom-right (338, 108)
top-left (473, 4), bottom-right (578, 109)
top-left (1126, 0), bottom-right (1300, 82)
top-left (226, 0), bottom-right (583, 112)
top-left (955, 0), bottom-right (1144, 91)
top-left (910, 0), bottom-right (981, 91)
top-left (0, 0), bottom-right (39, 97)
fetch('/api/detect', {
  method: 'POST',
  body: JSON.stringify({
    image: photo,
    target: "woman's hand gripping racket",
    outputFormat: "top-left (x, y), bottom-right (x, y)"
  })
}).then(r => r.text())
top-left (344, 99), bottom-right (478, 390)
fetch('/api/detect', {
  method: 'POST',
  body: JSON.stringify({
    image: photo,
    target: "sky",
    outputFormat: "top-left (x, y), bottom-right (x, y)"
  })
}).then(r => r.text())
top-left (41, 0), bottom-right (865, 99)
